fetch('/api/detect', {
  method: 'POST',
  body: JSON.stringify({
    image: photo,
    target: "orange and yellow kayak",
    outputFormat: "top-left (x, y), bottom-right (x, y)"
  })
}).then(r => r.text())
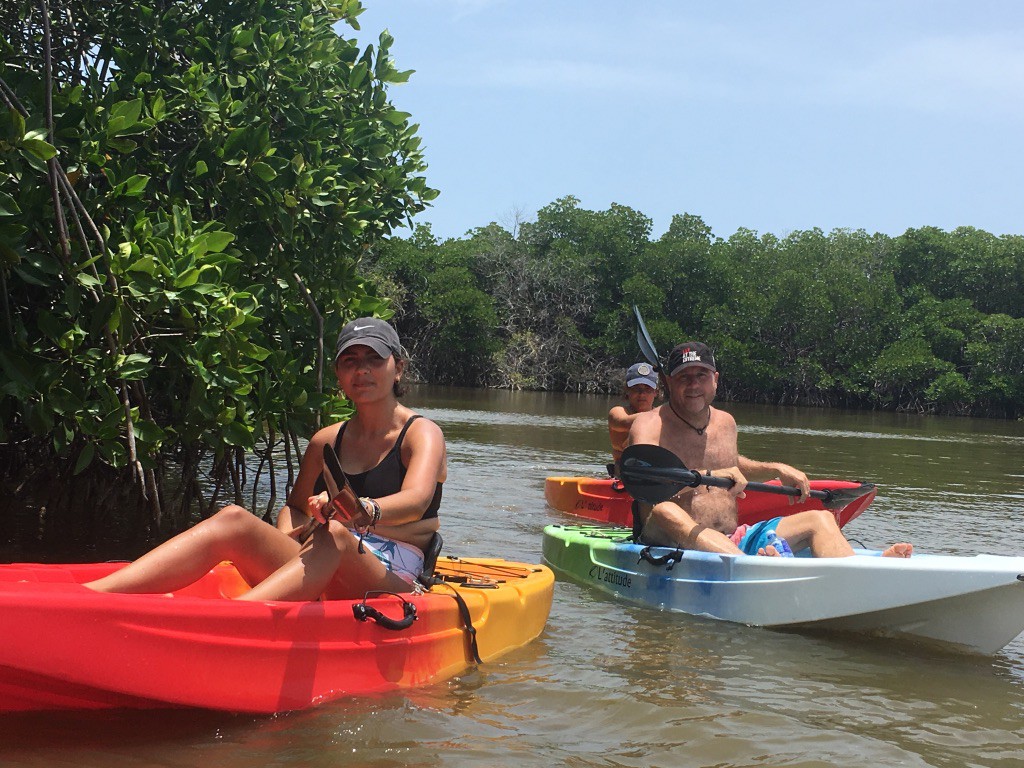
top-left (0, 557), bottom-right (553, 713)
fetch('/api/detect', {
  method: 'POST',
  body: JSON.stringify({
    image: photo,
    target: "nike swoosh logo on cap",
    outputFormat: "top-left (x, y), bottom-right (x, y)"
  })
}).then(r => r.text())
top-left (352, 324), bottom-right (374, 331)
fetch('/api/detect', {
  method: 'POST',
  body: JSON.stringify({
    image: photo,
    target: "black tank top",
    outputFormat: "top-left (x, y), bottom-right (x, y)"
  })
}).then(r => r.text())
top-left (313, 415), bottom-right (442, 519)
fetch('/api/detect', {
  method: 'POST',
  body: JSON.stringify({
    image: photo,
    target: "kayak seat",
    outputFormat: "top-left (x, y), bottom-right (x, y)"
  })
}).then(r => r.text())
top-left (416, 531), bottom-right (444, 589)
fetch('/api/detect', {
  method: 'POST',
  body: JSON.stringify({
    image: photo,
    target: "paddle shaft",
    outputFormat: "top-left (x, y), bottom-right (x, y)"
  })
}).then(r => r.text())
top-left (621, 464), bottom-right (833, 501)
top-left (296, 444), bottom-right (363, 544)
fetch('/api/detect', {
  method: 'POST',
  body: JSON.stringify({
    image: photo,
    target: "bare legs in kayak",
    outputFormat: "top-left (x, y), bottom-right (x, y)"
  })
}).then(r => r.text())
top-left (83, 504), bottom-right (414, 600)
top-left (770, 509), bottom-right (912, 558)
top-left (641, 501), bottom-right (913, 558)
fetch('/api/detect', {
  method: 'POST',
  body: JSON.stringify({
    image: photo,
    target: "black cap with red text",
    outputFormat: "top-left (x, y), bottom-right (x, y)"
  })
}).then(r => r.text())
top-left (665, 341), bottom-right (716, 376)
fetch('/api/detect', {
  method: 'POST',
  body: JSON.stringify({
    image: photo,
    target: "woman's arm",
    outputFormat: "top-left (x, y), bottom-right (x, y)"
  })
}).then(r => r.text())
top-left (372, 417), bottom-right (447, 527)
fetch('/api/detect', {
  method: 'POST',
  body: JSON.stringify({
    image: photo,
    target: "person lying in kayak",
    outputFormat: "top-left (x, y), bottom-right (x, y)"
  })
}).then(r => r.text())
top-left (607, 362), bottom-right (659, 476)
top-left (626, 340), bottom-right (912, 558)
top-left (85, 317), bottom-right (447, 600)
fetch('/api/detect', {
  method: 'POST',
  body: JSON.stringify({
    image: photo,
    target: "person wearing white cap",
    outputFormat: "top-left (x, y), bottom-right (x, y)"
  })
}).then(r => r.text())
top-left (86, 317), bottom-right (448, 600)
top-left (607, 362), bottom-right (660, 476)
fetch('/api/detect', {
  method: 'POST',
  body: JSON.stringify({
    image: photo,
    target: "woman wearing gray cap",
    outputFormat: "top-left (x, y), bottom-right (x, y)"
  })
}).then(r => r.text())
top-left (86, 317), bottom-right (447, 601)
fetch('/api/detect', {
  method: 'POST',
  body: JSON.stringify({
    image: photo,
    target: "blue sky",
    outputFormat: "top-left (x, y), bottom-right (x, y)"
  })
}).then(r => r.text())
top-left (352, 1), bottom-right (1024, 241)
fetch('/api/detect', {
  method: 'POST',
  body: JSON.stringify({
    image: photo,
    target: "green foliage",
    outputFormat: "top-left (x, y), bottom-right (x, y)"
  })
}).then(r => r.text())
top-left (367, 200), bottom-right (631, 391)
top-left (925, 371), bottom-right (973, 410)
top-left (418, 264), bottom-right (499, 381)
top-left (364, 224), bottom-right (498, 384)
top-left (892, 226), bottom-right (1024, 316)
top-left (1, 0), bottom-right (435, 547)
top-left (522, 197), bottom-right (653, 356)
top-left (873, 337), bottom-right (952, 407)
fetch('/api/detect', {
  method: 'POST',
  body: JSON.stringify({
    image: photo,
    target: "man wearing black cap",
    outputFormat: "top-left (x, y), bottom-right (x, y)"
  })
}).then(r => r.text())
top-left (607, 362), bottom-right (659, 476)
top-left (626, 341), bottom-right (912, 558)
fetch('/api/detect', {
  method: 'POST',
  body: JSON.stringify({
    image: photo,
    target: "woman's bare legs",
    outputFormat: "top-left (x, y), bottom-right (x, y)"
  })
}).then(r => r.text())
top-left (85, 507), bottom-right (414, 600)
top-left (241, 519), bottom-right (413, 602)
top-left (84, 505), bottom-right (301, 594)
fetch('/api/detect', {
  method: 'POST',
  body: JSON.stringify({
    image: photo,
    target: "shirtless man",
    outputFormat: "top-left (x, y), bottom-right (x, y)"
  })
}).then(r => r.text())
top-left (626, 341), bottom-right (913, 558)
top-left (607, 362), bottom-right (658, 476)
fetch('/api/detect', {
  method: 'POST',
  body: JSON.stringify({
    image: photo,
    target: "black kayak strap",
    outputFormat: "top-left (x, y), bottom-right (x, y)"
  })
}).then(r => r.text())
top-left (420, 576), bottom-right (482, 665)
top-left (446, 586), bottom-right (482, 665)
top-left (631, 500), bottom-right (643, 542)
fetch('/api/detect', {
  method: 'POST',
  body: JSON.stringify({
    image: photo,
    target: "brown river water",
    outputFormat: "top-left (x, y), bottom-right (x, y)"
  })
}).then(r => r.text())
top-left (4, 386), bottom-right (1024, 767)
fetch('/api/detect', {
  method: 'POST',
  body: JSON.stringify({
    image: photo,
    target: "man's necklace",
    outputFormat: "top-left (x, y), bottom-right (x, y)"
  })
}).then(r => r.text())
top-left (669, 400), bottom-right (711, 435)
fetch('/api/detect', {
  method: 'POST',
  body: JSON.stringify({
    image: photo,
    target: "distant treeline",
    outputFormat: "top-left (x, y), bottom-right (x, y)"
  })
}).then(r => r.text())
top-left (366, 196), bottom-right (1024, 418)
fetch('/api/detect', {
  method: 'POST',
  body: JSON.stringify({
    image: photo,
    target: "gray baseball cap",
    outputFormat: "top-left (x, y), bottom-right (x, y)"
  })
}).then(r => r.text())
top-left (334, 317), bottom-right (403, 361)
top-left (626, 362), bottom-right (658, 388)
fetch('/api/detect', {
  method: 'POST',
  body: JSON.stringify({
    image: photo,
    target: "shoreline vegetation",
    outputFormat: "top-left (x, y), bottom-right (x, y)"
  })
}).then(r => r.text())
top-left (2, 1), bottom-right (1020, 551)
top-left (367, 202), bottom-right (1023, 423)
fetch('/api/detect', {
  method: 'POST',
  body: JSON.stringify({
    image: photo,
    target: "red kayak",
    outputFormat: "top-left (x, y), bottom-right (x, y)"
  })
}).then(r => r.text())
top-left (545, 475), bottom-right (875, 529)
top-left (0, 557), bottom-right (553, 713)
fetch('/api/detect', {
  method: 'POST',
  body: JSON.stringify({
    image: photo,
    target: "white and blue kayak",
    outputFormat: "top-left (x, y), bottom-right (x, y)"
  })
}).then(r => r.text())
top-left (542, 524), bottom-right (1024, 655)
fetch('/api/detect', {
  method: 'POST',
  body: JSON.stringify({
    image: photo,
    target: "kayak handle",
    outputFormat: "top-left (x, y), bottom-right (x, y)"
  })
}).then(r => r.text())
top-left (352, 594), bottom-right (418, 631)
top-left (638, 547), bottom-right (685, 571)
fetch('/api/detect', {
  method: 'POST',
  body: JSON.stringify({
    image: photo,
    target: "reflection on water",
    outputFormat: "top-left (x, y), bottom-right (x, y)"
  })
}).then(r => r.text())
top-left (5, 385), bottom-right (1024, 767)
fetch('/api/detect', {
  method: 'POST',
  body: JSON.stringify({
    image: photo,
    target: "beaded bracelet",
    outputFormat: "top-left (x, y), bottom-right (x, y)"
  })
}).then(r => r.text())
top-left (359, 497), bottom-right (381, 526)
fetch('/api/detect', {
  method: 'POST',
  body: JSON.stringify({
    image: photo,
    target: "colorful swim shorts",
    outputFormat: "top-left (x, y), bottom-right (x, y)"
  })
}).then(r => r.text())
top-left (730, 517), bottom-right (786, 556)
top-left (358, 531), bottom-right (424, 585)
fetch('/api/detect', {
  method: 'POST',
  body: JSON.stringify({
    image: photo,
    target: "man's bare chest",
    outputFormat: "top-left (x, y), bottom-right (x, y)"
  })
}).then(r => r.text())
top-left (660, 434), bottom-right (736, 471)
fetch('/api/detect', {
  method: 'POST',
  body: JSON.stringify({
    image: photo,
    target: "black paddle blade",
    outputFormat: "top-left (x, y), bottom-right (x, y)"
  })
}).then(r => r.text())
top-left (633, 305), bottom-right (661, 370)
top-left (815, 483), bottom-right (876, 510)
top-left (620, 443), bottom-right (698, 503)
